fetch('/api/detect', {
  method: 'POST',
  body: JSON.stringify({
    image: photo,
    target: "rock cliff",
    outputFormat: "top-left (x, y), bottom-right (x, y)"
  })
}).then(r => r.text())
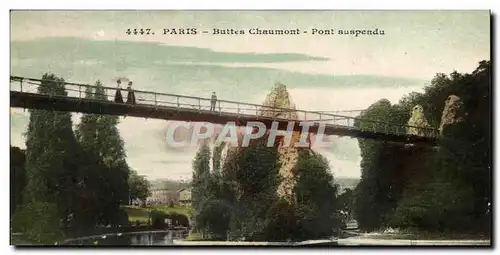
top-left (260, 83), bottom-right (301, 200)
top-left (407, 105), bottom-right (432, 136)
top-left (439, 95), bottom-right (465, 136)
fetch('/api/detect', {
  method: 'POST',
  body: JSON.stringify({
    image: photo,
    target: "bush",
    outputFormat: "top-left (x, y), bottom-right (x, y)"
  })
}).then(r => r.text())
top-left (113, 209), bottom-right (130, 226)
top-left (11, 202), bottom-right (65, 244)
top-left (166, 212), bottom-right (190, 227)
top-left (391, 180), bottom-right (476, 232)
top-left (150, 210), bottom-right (190, 229)
top-left (167, 200), bottom-right (175, 208)
top-left (194, 199), bottom-right (231, 239)
top-left (150, 210), bottom-right (168, 229)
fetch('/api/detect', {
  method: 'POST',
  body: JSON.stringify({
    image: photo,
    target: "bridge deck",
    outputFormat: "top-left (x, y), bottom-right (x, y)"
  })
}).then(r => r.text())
top-left (10, 91), bottom-right (438, 145)
top-left (9, 76), bottom-right (439, 145)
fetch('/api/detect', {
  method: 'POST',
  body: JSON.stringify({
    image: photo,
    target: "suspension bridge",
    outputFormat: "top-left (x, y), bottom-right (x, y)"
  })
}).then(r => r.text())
top-left (9, 76), bottom-right (439, 145)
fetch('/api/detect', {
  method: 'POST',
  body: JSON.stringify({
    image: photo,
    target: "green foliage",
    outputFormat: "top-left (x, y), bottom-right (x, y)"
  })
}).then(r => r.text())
top-left (227, 198), bottom-right (272, 241)
top-left (391, 180), bottom-right (476, 232)
top-left (261, 199), bottom-right (297, 241)
top-left (75, 80), bottom-right (131, 227)
top-left (354, 100), bottom-right (408, 230)
top-left (10, 146), bottom-right (26, 215)
top-left (128, 169), bottom-right (151, 204)
top-left (193, 134), bottom-right (345, 241)
top-left (150, 210), bottom-right (168, 229)
top-left (167, 199), bottom-right (175, 208)
top-left (212, 144), bottom-right (224, 174)
top-left (12, 202), bottom-right (65, 244)
top-left (225, 137), bottom-right (283, 241)
top-left (165, 212), bottom-right (190, 227)
top-left (291, 150), bottom-right (341, 240)
top-left (114, 209), bottom-right (131, 226)
top-left (23, 73), bottom-right (80, 226)
top-left (233, 137), bottom-right (281, 199)
top-left (195, 198), bottom-right (232, 240)
top-left (354, 61), bottom-right (491, 234)
top-left (337, 188), bottom-right (355, 220)
top-left (191, 136), bottom-right (283, 241)
top-left (192, 141), bottom-right (234, 239)
top-left (150, 209), bottom-right (190, 229)
top-left (191, 141), bottom-right (212, 213)
top-left (16, 75), bottom-right (136, 241)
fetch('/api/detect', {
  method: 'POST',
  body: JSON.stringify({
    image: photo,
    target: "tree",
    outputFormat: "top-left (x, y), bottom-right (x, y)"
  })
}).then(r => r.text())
top-left (353, 61), bottom-right (491, 234)
top-left (190, 135), bottom-right (283, 241)
top-left (233, 136), bottom-right (281, 201)
top-left (165, 212), bottom-right (190, 227)
top-left (194, 199), bottom-right (232, 240)
top-left (394, 61), bottom-right (491, 232)
top-left (167, 199), bottom-right (175, 208)
top-left (212, 144), bottom-right (224, 174)
top-left (199, 133), bottom-right (345, 241)
top-left (10, 146), bottom-right (26, 216)
top-left (12, 202), bottom-right (65, 244)
top-left (191, 141), bottom-right (212, 209)
top-left (190, 143), bottom-right (238, 240)
top-left (191, 140), bottom-right (212, 236)
top-left (291, 150), bottom-right (341, 240)
top-left (353, 99), bottom-right (404, 230)
top-left (337, 188), bottom-right (355, 220)
top-left (128, 170), bottom-right (151, 205)
top-left (22, 73), bottom-right (81, 237)
top-left (226, 136), bottom-right (282, 241)
top-left (75, 80), bottom-right (131, 226)
top-left (150, 210), bottom-right (168, 229)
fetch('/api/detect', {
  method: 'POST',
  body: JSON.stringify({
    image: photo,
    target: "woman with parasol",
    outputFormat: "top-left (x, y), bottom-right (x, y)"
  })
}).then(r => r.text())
top-left (114, 79), bottom-right (124, 103)
top-left (126, 81), bottom-right (136, 104)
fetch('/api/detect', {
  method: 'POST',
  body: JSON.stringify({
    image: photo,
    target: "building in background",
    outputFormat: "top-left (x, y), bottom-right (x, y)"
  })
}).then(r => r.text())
top-left (146, 188), bottom-right (178, 205)
top-left (177, 188), bottom-right (192, 206)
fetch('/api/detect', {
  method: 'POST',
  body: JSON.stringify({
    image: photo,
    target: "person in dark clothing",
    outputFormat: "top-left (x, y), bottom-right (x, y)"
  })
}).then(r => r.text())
top-left (126, 81), bottom-right (136, 105)
top-left (210, 92), bottom-right (217, 111)
top-left (114, 79), bottom-right (124, 103)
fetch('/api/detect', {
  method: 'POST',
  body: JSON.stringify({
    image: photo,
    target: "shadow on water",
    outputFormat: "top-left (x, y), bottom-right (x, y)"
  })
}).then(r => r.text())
top-left (63, 230), bottom-right (189, 246)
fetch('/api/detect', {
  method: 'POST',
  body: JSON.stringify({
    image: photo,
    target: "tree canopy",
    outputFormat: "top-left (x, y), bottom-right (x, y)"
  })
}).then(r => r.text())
top-left (191, 133), bottom-right (343, 241)
top-left (12, 75), bottom-right (136, 244)
top-left (128, 170), bottom-right (152, 205)
top-left (353, 61), bottom-right (491, 234)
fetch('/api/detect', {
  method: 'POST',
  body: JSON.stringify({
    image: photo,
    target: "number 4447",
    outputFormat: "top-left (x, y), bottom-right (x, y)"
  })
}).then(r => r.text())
top-left (126, 29), bottom-right (153, 35)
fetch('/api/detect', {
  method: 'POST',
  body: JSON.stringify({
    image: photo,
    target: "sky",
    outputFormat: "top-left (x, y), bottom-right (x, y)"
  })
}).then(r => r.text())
top-left (9, 10), bottom-right (490, 180)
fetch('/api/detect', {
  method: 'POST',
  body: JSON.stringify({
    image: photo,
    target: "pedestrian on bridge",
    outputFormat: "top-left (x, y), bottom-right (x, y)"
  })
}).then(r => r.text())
top-left (126, 81), bottom-right (136, 105)
top-left (114, 79), bottom-right (124, 104)
top-left (210, 92), bottom-right (217, 111)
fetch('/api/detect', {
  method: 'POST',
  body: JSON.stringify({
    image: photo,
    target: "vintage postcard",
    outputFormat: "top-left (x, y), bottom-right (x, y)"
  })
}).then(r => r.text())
top-left (9, 10), bottom-right (491, 247)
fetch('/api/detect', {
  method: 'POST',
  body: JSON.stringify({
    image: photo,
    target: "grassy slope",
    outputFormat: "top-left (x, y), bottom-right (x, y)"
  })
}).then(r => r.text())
top-left (10, 234), bottom-right (32, 245)
top-left (123, 205), bottom-right (194, 223)
top-left (185, 232), bottom-right (203, 241)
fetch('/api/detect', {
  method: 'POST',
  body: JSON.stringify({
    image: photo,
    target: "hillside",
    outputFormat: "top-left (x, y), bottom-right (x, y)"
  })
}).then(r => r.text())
top-left (335, 178), bottom-right (360, 192)
top-left (149, 178), bottom-right (191, 191)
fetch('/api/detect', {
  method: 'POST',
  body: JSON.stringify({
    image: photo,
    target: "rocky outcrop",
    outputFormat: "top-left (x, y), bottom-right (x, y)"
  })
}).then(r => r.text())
top-left (259, 83), bottom-right (298, 120)
top-left (259, 83), bottom-right (304, 201)
top-left (407, 105), bottom-right (432, 136)
top-left (218, 83), bottom-right (307, 203)
top-left (439, 95), bottom-right (465, 136)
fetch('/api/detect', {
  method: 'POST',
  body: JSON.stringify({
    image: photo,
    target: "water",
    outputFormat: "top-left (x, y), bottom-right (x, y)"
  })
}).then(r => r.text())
top-left (63, 230), bottom-right (189, 246)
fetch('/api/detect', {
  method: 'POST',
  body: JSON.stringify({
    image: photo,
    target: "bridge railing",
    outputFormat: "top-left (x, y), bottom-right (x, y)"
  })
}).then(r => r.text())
top-left (10, 76), bottom-right (439, 138)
